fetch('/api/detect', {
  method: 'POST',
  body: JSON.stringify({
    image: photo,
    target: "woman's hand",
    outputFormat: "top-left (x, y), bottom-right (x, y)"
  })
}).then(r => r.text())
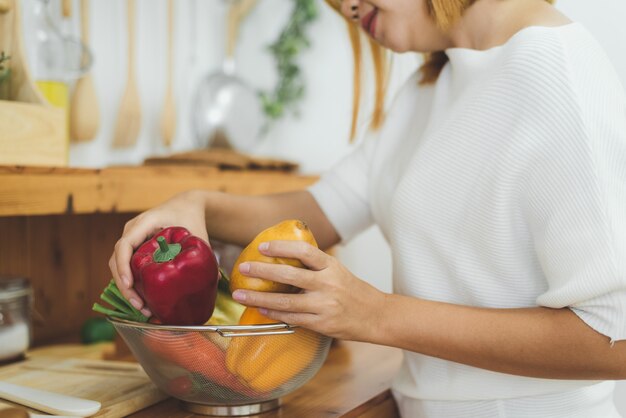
top-left (109, 190), bottom-right (209, 315)
top-left (231, 240), bottom-right (388, 341)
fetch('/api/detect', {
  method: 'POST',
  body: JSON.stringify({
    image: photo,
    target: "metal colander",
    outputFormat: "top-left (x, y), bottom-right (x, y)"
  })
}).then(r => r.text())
top-left (109, 318), bottom-right (332, 416)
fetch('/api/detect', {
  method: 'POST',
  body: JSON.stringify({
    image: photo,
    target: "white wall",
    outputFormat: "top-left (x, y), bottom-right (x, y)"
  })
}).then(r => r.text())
top-left (20, 0), bottom-right (626, 410)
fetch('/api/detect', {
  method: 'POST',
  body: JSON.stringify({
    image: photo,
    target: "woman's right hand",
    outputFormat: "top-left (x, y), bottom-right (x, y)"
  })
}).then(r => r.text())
top-left (109, 190), bottom-right (209, 316)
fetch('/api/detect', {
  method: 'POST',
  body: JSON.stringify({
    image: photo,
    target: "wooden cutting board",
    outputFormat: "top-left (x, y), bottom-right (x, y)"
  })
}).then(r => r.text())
top-left (143, 149), bottom-right (299, 172)
top-left (0, 356), bottom-right (168, 417)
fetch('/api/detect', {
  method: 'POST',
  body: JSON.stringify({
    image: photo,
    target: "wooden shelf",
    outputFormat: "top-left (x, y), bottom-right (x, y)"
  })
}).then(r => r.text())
top-left (0, 165), bottom-right (318, 217)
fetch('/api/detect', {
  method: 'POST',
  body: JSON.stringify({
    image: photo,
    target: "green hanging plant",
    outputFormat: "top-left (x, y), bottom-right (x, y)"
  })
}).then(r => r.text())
top-left (0, 51), bottom-right (10, 84)
top-left (259, 0), bottom-right (318, 124)
top-left (0, 51), bottom-right (10, 100)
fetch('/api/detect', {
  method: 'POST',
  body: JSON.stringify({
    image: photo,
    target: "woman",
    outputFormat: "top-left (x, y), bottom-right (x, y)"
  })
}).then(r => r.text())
top-left (110, 0), bottom-right (626, 416)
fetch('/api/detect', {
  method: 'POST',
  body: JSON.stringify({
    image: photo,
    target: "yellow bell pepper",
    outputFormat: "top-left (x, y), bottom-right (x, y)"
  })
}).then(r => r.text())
top-left (226, 308), bottom-right (321, 392)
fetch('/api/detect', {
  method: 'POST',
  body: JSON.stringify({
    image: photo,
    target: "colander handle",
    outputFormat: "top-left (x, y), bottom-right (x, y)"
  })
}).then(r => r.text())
top-left (216, 328), bottom-right (295, 338)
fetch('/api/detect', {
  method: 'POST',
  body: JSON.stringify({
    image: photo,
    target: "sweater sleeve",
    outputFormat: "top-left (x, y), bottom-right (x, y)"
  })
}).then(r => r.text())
top-left (308, 132), bottom-right (378, 242)
top-left (529, 30), bottom-right (626, 342)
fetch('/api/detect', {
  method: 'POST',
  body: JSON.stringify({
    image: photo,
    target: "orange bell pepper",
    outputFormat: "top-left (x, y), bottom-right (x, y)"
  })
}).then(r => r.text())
top-left (225, 308), bottom-right (322, 392)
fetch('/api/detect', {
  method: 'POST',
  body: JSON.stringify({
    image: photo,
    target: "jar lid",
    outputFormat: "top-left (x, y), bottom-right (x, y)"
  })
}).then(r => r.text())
top-left (0, 277), bottom-right (32, 301)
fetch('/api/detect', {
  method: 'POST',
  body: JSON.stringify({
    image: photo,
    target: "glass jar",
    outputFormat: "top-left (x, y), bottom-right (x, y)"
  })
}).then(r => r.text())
top-left (0, 277), bottom-right (33, 363)
top-left (32, 0), bottom-right (70, 104)
top-left (31, 0), bottom-right (92, 143)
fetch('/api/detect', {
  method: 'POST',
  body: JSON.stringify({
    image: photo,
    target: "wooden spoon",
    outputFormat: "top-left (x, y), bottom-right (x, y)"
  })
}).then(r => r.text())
top-left (70, 0), bottom-right (100, 142)
top-left (112, 0), bottom-right (141, 148)
top-left (0, 0), bottom-right (11, 14)
top-left (226, 0), bottom-right (257, 59)
top-left (160, 0), bottom-right (175, 146)
top-left (61, 0), bottom-right (71, 18)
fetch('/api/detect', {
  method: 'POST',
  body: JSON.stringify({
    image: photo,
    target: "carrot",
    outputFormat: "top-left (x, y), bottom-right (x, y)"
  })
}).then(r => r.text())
top-left (142, 330), bottom-right (257, 396)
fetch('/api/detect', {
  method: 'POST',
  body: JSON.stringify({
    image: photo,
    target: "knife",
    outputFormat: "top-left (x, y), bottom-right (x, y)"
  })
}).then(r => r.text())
top-left (0, 382), bottom-right (101, 417)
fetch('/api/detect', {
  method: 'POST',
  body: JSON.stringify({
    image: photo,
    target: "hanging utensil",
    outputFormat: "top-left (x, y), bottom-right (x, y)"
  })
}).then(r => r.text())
top-left (112, 0), bottom-right (141, 148)
top-left (160, 0), bottom-right (175, 146)
top-left (192, 0), bottom-right (263, 151)
top-left (0, 1), bottom-right (11, 14)
top-left (69, 0), bottom-right (99, 142)
top-left (61, 0), bottom-right (70, 18)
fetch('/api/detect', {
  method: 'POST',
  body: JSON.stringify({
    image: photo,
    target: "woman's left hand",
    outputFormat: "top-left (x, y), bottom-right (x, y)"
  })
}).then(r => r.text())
top-left (231, 240), bottom-right (387, 341)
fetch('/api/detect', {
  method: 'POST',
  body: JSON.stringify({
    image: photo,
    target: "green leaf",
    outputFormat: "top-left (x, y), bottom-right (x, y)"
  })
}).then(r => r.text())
top-left (257, 0), bottom-right (318, 123)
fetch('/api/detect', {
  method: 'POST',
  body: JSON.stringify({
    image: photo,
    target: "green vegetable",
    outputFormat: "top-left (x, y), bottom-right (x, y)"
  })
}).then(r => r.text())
top-left (92, 280), bottom-right (149, 323)
top-left (259, 0), bottom-right (318, 125)
top-left (206, 268), bottom-right (246, 325)
top-left (80, 317), bottom-right (116, 344)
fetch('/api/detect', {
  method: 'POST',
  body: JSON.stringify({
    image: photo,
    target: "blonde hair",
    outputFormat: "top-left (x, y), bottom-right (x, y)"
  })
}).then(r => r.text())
top-left (325, 0), bottom-right (387, 140)
top-left (326, 0), bottom-right (555, 140)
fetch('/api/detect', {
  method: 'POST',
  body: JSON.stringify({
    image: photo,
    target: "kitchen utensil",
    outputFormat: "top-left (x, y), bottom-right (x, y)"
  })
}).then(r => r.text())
top-left (192, 0), bottom-right (263, 151)
top-left (0, 356), bottom-right (167, 417)
top-left (112, 0), bottom-right (141, 148)
top-left (0, 277), bottom-right (32, 363)
top-left (30, 0), bottom-right (92, 82)
top-left (109, 317), bottom-right (331, 416)
top-left (61, 0), bottom-right (70, 18)
top-left (69, 0), bottom-right (100, 142)
top-left (0, 382), bottom-right (100, 417)
top-left (160, 0), bottom-right (175, 146)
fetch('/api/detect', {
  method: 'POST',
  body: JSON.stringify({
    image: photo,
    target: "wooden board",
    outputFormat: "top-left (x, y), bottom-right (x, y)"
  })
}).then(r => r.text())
top-left (0, 101), bottom-right (66, 167)
top-left (0, 357), bottom-right (167, 417)
top-left (144, 149), bottom-right (299, 172)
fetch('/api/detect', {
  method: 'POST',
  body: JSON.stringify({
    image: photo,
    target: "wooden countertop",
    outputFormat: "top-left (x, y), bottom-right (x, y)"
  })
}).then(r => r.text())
top-left (129, 340), bottom-right (403, 418)
top-left (0, 165), bottom-right (317, 217)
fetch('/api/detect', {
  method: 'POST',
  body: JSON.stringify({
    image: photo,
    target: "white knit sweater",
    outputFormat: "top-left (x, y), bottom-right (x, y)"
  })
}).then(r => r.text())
top-left (309, 23), bottom-right (626, 407)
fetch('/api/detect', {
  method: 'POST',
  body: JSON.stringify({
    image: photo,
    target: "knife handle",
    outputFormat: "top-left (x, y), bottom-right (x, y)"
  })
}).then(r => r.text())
top-left (0, 382), bottom-right (101, 417)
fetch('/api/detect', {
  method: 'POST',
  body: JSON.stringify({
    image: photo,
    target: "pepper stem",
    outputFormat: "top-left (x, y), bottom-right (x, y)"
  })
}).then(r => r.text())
top-left (157, 236), bottom-right (169, 252)
top-left (153, 236), bottom-right (182, 262)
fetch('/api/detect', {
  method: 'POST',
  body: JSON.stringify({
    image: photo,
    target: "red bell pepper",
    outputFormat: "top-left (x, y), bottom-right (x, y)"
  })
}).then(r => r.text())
top-left (130, 226), bottom-right (219, 325)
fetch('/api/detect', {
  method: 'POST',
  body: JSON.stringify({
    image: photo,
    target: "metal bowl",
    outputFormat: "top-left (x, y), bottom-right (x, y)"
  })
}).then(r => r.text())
top-left (109, 318), bottom-right (331, 416)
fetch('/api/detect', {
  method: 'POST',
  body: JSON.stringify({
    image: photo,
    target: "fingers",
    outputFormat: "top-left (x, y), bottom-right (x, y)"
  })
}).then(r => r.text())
top-left (110, 255), bottom-right (152, 317)
top-left (112, 237), bottom-right (133, 289)
top-left (109, 216), bottom-right (161, 316)
top-left (236, 240), bottom-right (331, 290)
top-left (258, 240), bottom-right (329, 271)
top-left (233, 289), bottom-right (317, 317)
top-left (258, 309), bottom-right (317, 328)
top-left (238, 260), bottom-right (317, 290)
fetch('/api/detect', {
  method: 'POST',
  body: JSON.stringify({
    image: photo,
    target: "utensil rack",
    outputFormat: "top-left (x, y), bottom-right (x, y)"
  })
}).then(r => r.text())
top-left (0, 0), bottom-right (67, 166)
